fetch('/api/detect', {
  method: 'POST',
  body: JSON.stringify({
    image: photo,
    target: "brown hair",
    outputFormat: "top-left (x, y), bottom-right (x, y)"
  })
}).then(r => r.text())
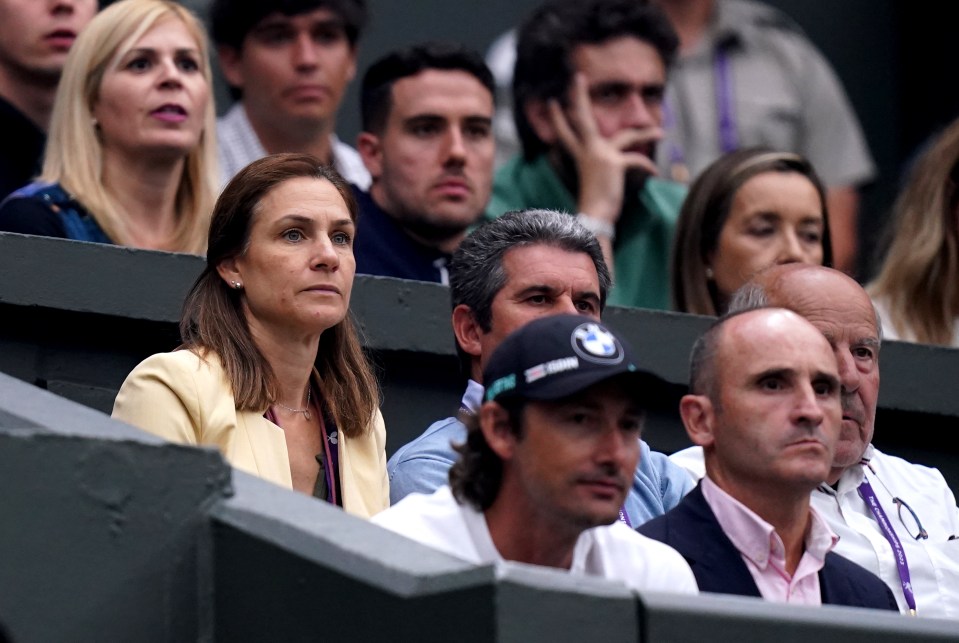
top-left (179, 153), bottom-right (379, 437)
top-left (869, 118), bottom-right (959, 345)
top-left (449, 401), bottom-right (525, 511)
top-left (671, 148), bottom-right (832, 315)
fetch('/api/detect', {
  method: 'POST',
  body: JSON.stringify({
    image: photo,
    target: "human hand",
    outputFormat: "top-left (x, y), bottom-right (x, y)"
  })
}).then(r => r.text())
top-left (549, 73), bottom-right (661, 225)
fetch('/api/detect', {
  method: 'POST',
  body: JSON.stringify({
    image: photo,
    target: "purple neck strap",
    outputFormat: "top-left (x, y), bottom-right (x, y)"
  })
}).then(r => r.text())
top-left (664, 47), bottom-right (738, 176)
top-left (857, 473), bottom-right (917, 614)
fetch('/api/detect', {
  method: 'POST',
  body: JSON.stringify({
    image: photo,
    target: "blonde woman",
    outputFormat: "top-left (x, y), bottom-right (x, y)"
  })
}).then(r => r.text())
top-left (869, 119), bottom-right (959, 346)
top-left (0, 0), bottom-right (217, 254)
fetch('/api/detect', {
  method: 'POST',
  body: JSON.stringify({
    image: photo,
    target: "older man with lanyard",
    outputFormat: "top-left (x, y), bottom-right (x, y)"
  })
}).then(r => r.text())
top-left (672, 264), bottom-right (959, 618)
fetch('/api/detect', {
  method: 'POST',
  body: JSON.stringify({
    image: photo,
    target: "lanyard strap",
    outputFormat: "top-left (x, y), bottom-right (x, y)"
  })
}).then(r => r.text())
top-left (319, 411), bottom-right (339, 506)
top-left (713, 47), bottom-right (738, 153)
top-left (664, 46), bottom-right (738, 179)
top-left (618, 507), bottom-right (632, 528)
top-left (857, 478), bottom-right (917, 614)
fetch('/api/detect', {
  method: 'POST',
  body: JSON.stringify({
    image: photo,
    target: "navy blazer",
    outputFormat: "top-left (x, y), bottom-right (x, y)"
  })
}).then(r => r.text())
top-left (638, 483), bottom-right (898, 611)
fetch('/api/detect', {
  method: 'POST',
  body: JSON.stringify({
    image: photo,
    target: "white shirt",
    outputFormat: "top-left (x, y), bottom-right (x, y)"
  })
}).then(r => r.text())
top-left (812, 446), bottom-right (959, 618)
top-left (216, 103), bottom-right (371, 189)
top-left (373, 486), bottom-right (698, 596)
top-left (670, 444), bottom-right (959, 618)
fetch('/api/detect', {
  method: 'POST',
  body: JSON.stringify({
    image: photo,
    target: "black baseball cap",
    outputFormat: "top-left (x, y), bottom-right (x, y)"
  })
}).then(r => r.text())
top-left (483, 315), bottom-right (667, 405)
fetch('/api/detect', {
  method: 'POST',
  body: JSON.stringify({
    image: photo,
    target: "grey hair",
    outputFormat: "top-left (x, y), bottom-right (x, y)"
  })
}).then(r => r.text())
top-left (449, 209), bottom-right (611, 332)
top-left (728, 281), bottom-right (884, 342)
top-left (727, 282), bottom-right (770, 315)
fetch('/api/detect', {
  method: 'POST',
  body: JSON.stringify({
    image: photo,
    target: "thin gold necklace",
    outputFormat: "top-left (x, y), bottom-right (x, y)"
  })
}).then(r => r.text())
top-left (274, 387), bottom-right (312, 421)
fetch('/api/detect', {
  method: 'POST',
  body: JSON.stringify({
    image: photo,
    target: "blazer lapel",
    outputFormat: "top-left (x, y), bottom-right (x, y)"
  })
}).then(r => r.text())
top-left (235, 410), bottom-right (293, 488)
top-left (672, 484), bottom-right (763, 598)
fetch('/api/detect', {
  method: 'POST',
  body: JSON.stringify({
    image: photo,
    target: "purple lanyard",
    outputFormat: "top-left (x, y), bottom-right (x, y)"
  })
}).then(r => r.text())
top-left (664, 47), bottom-right (738, 174)
top-left (264, 394), bottom-right (340, 506)
top-left (319, 412), bottom-right (339, 506)
top-left (857, 474), bottom-right (918, 615)
top-left (713, 48), bottom-right (738, 153)
top-left (618, 507), bottom-right (632, 528)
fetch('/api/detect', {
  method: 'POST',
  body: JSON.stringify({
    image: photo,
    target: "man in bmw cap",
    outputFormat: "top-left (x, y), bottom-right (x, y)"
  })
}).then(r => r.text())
top-left (374, 314), bottom-right (697, 593)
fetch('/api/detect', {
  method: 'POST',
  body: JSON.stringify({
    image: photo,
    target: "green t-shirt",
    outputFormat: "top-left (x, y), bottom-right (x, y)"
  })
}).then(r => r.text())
top-left (488, 155), bottom-right (687, 310)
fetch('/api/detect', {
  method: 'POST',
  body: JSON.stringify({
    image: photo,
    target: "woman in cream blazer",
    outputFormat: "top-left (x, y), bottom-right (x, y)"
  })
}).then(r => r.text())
top-left (113, 155), bottom-right (388, 517)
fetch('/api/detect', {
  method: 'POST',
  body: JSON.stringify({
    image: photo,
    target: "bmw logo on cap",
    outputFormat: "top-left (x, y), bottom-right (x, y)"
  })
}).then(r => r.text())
top-left (571, 322), bottom-right (624, 364)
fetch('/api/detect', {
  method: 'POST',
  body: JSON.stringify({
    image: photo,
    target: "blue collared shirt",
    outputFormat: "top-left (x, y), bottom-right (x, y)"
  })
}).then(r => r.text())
top-left (387, 380), bottom-right (695, 526)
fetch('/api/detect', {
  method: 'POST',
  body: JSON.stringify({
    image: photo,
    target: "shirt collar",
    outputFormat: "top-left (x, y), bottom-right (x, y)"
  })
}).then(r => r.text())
top-left (818, 443), bottom-right (875, 497)
top-left (805, 505), bottom-right (840, 562)
top-left (701, 477), bottom-right (838, 570)
top-left (461, 380), bottom-right (484, 415)
top-left (702, 477), bottom-right (781, 570)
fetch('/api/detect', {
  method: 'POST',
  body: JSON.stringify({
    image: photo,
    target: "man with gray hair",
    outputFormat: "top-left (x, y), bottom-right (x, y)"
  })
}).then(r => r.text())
top-left (387, 209), bottom-right (694, 525)
top-left (671, 264), bottom-right (959, 617)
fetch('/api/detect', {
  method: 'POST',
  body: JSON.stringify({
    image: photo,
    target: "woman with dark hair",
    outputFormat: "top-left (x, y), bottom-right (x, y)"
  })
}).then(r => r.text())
top-left (113, 153), bottom-right (387, 517)
top-left (671, 148), bottom-right (833, 315)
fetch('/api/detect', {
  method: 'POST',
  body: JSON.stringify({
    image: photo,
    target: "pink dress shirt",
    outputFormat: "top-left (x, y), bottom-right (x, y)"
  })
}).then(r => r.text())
top-left (701, 477), bottom-right (839, 605)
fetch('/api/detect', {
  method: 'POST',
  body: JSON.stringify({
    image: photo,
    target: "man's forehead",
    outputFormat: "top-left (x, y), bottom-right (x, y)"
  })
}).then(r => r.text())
top-left (571, 36), bottom-right (665, 72)
top-left (253, 7), bottom-right (344, 30)
top-left (719, 311), bottom-right (837, 377)
top-left (501, 245), bottom-right (599, 284)
top-left (391, 70), bottom-right (494, 116)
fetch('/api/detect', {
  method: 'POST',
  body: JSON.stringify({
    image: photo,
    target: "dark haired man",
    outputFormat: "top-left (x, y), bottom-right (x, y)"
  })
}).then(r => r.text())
top-left (488, 0), bottom-right (684, 310)
top-left (353, 43), bottom-right (495, 283)
top-left (640, 308), bottom-right (896, 610)
top-left (210, 0), bottom-right (370, 187)
top-left (0, 0), bottom-right (96, 200)
top-left (375, 314), bottom-right (697, 592)
top-left (387, 209), bottom-right (694, 524)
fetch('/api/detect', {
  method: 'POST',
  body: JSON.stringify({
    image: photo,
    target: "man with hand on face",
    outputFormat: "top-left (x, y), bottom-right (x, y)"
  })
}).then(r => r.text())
top-left (375, 314), bottom-right (698, 595)
top-left (0, 0), bottom-right (97, 200)
top-left (386, 209), bottom-right (694, 525)
top-left (211, 0), bottom-right (370, 188)
top-left (640, 308), bottom-right (896, 609)
top-left (671, 264), bottom-right (959, 618)
top-left (353, 43), bottom-right (495, 283)
top-left (488, 0), bottom-right (685, 310)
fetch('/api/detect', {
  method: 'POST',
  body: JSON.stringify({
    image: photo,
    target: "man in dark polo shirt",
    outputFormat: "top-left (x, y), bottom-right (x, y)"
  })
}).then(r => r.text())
top-left (353, 43), bottom-right (495, 284)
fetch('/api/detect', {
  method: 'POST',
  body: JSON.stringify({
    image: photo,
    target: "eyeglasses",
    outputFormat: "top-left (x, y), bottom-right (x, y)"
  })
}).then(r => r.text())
top-left (890, 496), bottom-right (929, 541)
top-left (866, 462), bottom-right (929, 541)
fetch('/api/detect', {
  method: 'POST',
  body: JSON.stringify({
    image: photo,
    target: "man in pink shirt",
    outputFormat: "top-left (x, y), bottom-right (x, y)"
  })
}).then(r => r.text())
top-left (639, 307), bottom-right (896, 609)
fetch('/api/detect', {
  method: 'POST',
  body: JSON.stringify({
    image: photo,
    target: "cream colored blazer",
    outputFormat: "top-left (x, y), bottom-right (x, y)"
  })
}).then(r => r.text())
top-left (112, 350), bottom-right (389, 518)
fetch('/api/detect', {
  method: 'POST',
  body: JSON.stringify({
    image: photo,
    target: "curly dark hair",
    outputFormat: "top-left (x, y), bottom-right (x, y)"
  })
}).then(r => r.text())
top-left (449, 401), bottom-right (525, 511)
